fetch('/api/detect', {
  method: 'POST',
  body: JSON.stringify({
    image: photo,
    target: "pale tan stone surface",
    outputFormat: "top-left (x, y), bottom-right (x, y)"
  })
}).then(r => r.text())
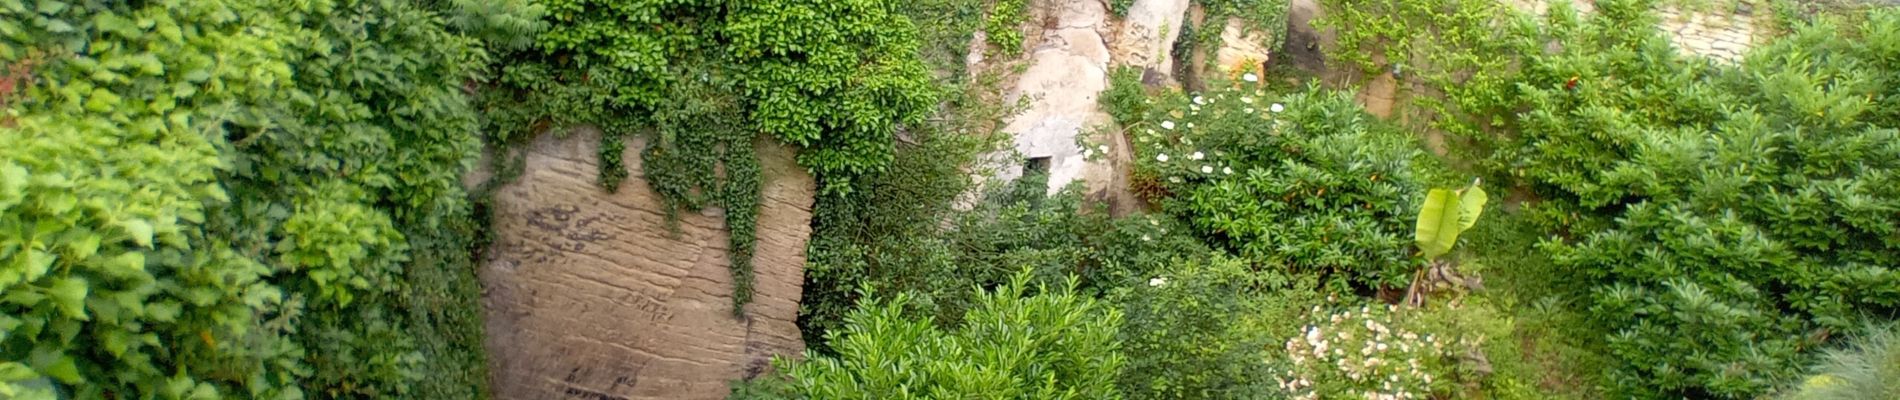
top-left (1214, 17), bottom-right (1273, 77)
top-left (1113, 0), bottom-right (1192, 78)
top-left (479, 127), bottom-right (812, 400)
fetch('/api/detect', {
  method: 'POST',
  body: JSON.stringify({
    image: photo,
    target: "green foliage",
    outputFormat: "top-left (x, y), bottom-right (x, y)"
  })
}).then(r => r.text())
top-left (778, 272), bottom-right (1125, 399)
top-left (1100, 66), bottom-right (1154, 127)
top-left (486, 0), bottom-right (939, 312)
top-left (984, 0), bottom-right (1029, 56)
top-left (1, 0), bottom-right (525, 397)
top-left (1274, 301), bottom-right (1473, 399)
top-left (802, 177), bottom-right (1215, 352)
top-left (900, 0), bottom-right (990, 77)
top-left (798, 64), bottom-right (1020, 349)
top-left (1510, 9), bottom-right (1900, 398)
top-left (1781, 324), bottom-right (1900, 400)
top-left (1125, 82), bottom-right (1427, 290)
top-left (1413, 182), bottom-right (1485, 259)
top-left (1114, 257), bottom-right (1321, 399)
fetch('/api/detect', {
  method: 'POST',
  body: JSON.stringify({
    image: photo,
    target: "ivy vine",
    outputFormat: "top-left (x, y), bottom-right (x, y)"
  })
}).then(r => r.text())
top-left (479, 0), bottom-right (936, 314)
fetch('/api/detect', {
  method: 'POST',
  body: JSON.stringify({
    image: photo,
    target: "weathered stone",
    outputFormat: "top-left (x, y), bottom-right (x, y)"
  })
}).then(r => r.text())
top-left (995, 0), bottom-right (1116, 197)
top-left (1214, 17), bottom-right (1273, 77)
top-left (1274, 0), bottom-right (1330, 77)
top-left (480, 127), bottom-right (812, 400)
top-left (1112, 0), bottom-right (1191, 77)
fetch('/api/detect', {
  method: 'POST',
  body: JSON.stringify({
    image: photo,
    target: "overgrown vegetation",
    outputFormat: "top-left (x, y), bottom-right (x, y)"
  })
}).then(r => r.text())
top-left (758, 273), bottom-right (1125, 399)
top-left (984, 0), bottom-right (1029, 56)
top-left (1311, 0), bottom-right (1900, 398)
top-left (0, 0), bottom-right (541, 397)
top-left (479, 0), bottom-right (938, 313)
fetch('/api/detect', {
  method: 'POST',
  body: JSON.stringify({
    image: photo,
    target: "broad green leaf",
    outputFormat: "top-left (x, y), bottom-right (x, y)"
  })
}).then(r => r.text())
top-left (103, 251), bottom-right (144, 275)
top-left (39, 356), bottom-right (78, 384)
top-left (1458, 185), bottom-right (1487, 230)
top-left (1414, 188), bottom-right (1462, 259)
top-left (48, 278), bottom-right (87, 319)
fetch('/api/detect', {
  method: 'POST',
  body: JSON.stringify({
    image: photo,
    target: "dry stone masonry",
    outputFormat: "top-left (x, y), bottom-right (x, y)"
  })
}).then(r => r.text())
top-left (478, 128), bottom-right (812, 400)
top-left (1657, 7), bottom-right (1761, 63)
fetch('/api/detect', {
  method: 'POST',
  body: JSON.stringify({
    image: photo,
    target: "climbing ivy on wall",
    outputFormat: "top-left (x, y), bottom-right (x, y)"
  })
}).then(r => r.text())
top-left (480, 0), bottom-right (937, 313)
top-left (0, 0), bottom-right (540, 398)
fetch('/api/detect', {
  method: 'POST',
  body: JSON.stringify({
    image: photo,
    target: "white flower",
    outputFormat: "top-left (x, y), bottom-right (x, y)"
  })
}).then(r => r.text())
top-left (1241, 96), bottom-right (1255, 104)
top-left (1190, 151), bottom-right (1205, 160)
top-left (1186, 122), bottom-right (1195, 128)
top-left (1161, 120), bottom-right (1176, 130)
top-left (1223, 166), bottom-right (1234, 175)
top-left (1377, 343), bottom-right (1389, 351)
top-left (1244, 107), bottom-right (1255, 114)
top-left (1201, 165), bottom-right (1213, 174)
top-left (1156, 153), bottom-right (1170, 162)
top-left (1098, 144), bottom-right (1109, 154)
top-left (1142, 234), bottom-right (1153, 242)
top-left (1271, 103), bottom-right (1286, 113)
top-left (1243, 72), bottom-right (1259, 82)
top-left (1193, 96), bottom-right (1206, 105)
top-left (1149, 277), bottom-right (1166, 286)
top-left (1168, 176), bottom-right (1183, 183)
top-left (1082, 149), bottom-right (1094, 157)
top-left (1190, 105), bottom-right (1201, 112)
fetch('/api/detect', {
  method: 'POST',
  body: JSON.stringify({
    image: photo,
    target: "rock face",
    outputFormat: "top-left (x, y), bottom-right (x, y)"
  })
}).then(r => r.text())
top-left (994, 0), bottom-right (1118, 197)
top-left (1213, 17), bottom-right (1273, 77)
top-left (1114, 0), bottom-right (1192, 79)
top-left (479, 127), bottom-right (812, 400)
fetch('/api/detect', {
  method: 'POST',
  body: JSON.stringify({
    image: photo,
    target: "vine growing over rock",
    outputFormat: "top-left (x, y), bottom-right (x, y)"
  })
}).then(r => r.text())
top-left (479, 0), bottom-right (936, 314)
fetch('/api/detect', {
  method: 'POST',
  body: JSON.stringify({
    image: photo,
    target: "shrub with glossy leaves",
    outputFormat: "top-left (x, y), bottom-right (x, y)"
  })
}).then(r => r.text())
top-left (1120, 81), bottom-right (1426, 290)
top-left (778, 272), bottom-right (1125, 399)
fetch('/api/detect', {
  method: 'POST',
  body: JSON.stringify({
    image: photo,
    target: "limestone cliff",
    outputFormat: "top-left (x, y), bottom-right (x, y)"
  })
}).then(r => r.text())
top-left (478, 127), bottom-right (811, 400)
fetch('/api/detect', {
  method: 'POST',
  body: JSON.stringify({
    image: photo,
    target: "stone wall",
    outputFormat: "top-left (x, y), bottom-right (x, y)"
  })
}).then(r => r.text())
top-left (477, 128), bottom-right (812, 400)
top-left (1657, 7), bottom-right (1762, 63)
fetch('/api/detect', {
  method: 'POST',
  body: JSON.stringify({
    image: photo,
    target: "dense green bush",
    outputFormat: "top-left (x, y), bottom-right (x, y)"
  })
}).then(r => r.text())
top-left (1114, 257), bottom-right (1320, 399)
top-left (772, 273), bottom-right (1124, 399)
top-left (1, 0), bottom-right (538, 397)
top-left (1121, 81), bottom-right (1426, 290)
top-left (1515, 8), bottom-right (1900, 398)
top-left (802, 174), bottom-right (1215, 350)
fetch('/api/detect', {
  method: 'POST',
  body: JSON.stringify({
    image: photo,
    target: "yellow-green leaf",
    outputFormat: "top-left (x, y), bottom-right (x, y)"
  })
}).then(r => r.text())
top-left (1414, 188), bottom-right (1461, 259)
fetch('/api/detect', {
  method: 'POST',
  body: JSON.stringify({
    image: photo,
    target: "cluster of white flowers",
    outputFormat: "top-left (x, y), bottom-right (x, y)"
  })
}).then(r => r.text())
top-left (1133, 87), bottom-right (1300, 186)
top-left (1275, 305), bottom-right (1449, 400)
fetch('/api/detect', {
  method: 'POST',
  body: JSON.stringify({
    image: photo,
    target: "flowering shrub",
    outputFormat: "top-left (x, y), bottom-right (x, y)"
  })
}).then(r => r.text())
top-left (1107, 77), bottom-right (1427, 289)
top-left (1276, 303), bottom-right (1469, 400)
